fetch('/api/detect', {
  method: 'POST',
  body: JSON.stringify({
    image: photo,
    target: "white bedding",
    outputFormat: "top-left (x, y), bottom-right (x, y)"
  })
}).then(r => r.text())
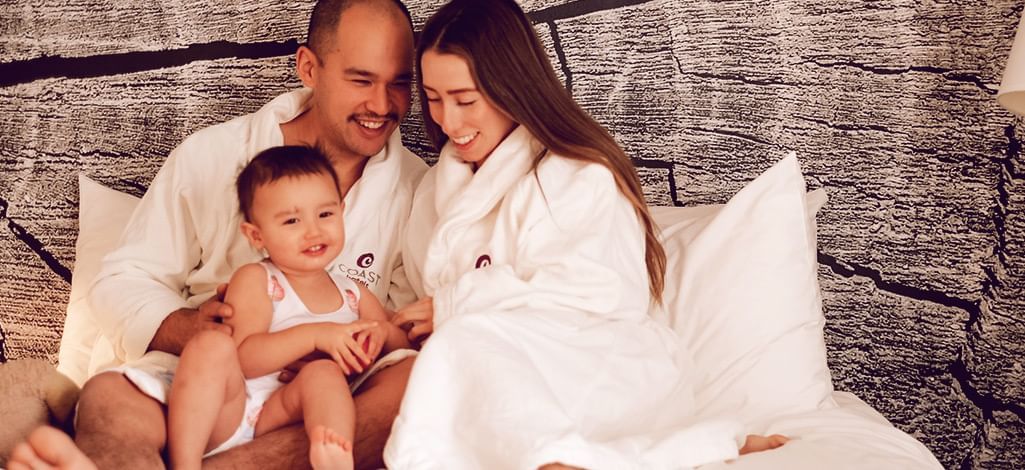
top-left (701, 392), bottom-right (941, 469)
top-left (65, 154), bottom-right (942, 468)
top-left (658, 155), bottom-right (939, 468)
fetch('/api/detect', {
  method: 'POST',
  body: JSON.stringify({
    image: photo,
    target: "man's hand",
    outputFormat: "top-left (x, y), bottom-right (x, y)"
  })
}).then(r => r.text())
top-left (277, 351), bottom-right (332, 383)
top-left (148, 283), bottom-right (234, 355)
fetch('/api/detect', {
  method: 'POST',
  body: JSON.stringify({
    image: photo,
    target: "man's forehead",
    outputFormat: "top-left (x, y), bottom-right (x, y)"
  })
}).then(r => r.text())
top-left (326, 35), bottom-right (413, 77)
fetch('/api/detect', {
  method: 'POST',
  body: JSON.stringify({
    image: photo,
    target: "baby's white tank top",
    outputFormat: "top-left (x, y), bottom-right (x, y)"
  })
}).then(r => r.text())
top-left (245, 261), bottom-right (362, 393)
top-left (261, 260), bottom-right (361, 331)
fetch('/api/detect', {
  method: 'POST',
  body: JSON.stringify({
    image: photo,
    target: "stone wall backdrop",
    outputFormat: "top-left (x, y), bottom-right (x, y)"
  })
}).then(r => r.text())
top-left (0, 0), bottom-right (1022, 467)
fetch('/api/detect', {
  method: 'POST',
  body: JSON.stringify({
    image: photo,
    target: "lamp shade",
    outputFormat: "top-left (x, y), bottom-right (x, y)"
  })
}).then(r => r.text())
top-left (999, 12), bottom-right (1025, 115)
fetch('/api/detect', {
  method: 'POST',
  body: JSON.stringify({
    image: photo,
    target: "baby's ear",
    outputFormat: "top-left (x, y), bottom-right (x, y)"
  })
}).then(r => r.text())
top-left (240, 221), bottom-right (264, 249)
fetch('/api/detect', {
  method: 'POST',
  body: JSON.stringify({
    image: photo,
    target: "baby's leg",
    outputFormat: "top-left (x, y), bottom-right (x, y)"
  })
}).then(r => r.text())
top-left (739, 434), bottom-right (790, 454)
top-left (168, 331), bottom-right (249, 470)
top-left (255, 359), bottom-right (354, 470)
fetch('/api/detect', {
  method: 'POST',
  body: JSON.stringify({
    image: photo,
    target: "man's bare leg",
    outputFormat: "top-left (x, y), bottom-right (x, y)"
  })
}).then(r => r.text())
top-left (205, 356), bottom-right (414, 470)
top-left (9, 371), bottom-right (168, 469)
top-left (350, 356), bottom-right (414, 468)
top-left (75, 371), bottom-right (168, 468)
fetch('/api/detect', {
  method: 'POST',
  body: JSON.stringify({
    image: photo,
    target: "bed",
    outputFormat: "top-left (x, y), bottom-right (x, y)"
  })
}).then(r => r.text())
top-left (56, 154), bottom-right (942, 468)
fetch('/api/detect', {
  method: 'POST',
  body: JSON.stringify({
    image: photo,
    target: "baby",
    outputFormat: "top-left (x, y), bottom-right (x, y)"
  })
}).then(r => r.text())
top-left (166, 145), bottom-right (409, 470)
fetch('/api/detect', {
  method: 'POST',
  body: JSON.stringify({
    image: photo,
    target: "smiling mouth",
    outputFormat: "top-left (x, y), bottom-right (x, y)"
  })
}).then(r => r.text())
top-left (452, 132), bottom-right (478, 145)
top-left (304, 244), bottom-right (327, 255)
top-left (357, 119), bottom-right (386, 130)
top-left (353, 113), bottom-right (397, 132)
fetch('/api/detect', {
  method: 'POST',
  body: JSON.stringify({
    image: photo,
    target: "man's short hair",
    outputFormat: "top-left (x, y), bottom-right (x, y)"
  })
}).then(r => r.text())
top-left (307, 0), bottom-right (413, 54)
top-left (236, 145), bottom-right (341, 222)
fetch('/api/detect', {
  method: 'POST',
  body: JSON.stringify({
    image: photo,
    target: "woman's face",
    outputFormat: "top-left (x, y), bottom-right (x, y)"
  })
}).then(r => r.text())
top-left (421, 49), bottom-right (516, 166)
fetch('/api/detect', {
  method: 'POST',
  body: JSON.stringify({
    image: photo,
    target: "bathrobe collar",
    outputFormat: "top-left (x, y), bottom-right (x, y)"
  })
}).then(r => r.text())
top-left (424, 125), bottom-right (545, 292)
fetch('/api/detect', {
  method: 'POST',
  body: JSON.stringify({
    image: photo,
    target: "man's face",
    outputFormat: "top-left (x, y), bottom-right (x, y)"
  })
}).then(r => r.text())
top-left (312, 4), bottom-right (414, 158)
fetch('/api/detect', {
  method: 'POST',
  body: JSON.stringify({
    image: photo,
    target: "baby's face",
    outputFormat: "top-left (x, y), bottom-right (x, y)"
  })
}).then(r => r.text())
top-left (248, 171), bottom-right (345, 273)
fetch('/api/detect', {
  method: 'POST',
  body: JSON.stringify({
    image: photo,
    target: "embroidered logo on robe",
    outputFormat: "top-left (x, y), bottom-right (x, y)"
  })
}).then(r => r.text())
top-left (475, 254), bottom-right (492, 269)
top-left (334, 254), bottom-right (381, 287)
top-left (267, 275), bottom-right (285, 301)
top-left (344, 289), bottom-right (360, 314)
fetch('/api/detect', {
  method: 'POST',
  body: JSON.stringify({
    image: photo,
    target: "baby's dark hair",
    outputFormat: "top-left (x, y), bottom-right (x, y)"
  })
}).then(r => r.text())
top-left (236, 145), bottom-right (341, 222)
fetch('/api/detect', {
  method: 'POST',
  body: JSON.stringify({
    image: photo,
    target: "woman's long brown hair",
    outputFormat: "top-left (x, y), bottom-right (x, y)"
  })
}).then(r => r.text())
top-left (417, 0), bottom-right (666, 302)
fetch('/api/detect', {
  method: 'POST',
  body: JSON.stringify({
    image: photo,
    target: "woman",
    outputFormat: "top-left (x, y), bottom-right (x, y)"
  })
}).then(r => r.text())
top-left (386, 1), bottom-right (785, 468)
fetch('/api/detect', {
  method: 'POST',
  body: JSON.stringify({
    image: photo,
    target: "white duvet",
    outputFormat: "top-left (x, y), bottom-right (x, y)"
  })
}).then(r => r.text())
top-left (702, 392), bottom-right (941, 469)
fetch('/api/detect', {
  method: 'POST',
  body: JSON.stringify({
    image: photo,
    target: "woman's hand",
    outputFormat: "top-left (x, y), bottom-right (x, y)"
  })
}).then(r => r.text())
top-left (313, 320), bottom-right (378, 375)
top-left (391, 297), bottom-right (434, 348)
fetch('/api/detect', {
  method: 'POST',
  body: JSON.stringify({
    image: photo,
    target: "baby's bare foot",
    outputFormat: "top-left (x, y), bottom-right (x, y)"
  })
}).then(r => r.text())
top-left (309, 425), bottom-right (353, 470)
top-left (739, 434), bottom-right (790, 455)
top-left (8, 426), bottom-right (98, 470)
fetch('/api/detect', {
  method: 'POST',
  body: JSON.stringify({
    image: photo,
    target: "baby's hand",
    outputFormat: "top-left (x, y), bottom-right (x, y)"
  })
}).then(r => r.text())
top-left (354, 323), bottom-right (388, 366)
top-left (314, 320), bottom-right (378, 375)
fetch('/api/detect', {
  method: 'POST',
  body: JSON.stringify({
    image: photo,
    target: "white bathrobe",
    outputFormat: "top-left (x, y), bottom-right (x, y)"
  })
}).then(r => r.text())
top-left (86, 88), bottom-right (427, 378)
top-left (386, 126), bottom-right (740, 469)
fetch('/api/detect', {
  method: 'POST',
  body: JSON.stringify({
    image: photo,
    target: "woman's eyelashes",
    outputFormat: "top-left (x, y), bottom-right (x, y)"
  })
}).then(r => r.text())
top-left (424, 95), bottom-right (476, 106)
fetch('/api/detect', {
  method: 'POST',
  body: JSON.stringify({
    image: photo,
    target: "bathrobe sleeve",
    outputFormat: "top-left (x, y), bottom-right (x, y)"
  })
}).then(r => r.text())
top-left (432, 162), bottom-right (646, 325)
top-left (385, 156), bottom-right (429, 311)
top-left (386, 254), bottom-right (418, 310)
top-left (88, 138), bottom-right (206, 362)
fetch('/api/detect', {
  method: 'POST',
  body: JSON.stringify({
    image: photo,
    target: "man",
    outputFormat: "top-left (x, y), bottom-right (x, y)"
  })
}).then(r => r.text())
top-left (9, 1), bottom-right (424, 468)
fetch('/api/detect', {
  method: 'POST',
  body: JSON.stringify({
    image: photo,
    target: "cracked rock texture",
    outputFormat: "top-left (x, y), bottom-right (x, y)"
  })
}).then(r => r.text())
top-left (0, 0), bottom-right (1022, 467)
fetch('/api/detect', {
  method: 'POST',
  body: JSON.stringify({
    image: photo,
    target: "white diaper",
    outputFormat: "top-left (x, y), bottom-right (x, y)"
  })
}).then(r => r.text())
top-left (117, 351), bottom-right (179, 404)
top-left (203, 385), bottom-right (273, 457)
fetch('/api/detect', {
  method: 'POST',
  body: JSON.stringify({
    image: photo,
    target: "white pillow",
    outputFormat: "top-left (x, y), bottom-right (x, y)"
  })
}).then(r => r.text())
top-left (651, 154), bottom-right (834, 425)
top-left (58, 175), bottom-right (140, 386)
